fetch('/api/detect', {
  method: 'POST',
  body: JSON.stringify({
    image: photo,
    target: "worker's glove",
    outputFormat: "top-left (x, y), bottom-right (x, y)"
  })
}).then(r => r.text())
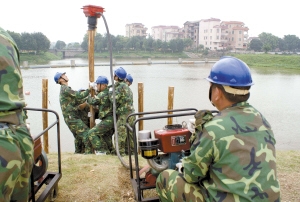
top-left (176, 162), bottom-right (183, 173)
top-left (89, 82), bottom-right (97, 91)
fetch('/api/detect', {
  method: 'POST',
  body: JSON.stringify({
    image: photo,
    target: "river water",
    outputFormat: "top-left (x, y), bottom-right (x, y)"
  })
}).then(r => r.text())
top-left (21, 58), bottom-right (300, 152)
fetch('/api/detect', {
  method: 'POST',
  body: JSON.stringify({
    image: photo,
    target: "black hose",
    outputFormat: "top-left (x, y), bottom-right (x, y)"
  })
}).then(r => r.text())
top-left (98, 13), bottom-right (131, 169)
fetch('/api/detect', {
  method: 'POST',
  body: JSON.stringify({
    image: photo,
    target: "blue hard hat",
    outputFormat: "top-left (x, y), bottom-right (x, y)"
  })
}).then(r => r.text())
top-left (126, 74), bottom-right (133, 84)
top-left (114, 67), bottom-right (127, 80)
top-left (96, 76), bottom-right (109, 84)
top-left (54, 72), bottom-right (65, 84)
top-left (206, 56), bottom-right (254, 86)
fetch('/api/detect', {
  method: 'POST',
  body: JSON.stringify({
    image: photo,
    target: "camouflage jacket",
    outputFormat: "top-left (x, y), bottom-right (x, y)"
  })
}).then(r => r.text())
top-left (182, 101), bottom-right (280, 201)
top-left (111, 81), bottom-right (134, 116)
top-left (74, 97), bottom-right (90, 125)
top-left (87, 88), bottom-right (112, 119)
top-left (59, 84), bottom-right (89, 120)
top-left (0, 27), bottom-right (26, 125)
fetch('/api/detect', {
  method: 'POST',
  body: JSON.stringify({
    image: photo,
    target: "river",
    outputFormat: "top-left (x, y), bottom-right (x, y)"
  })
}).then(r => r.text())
top-left (21, 58), bottom-right (300, 152)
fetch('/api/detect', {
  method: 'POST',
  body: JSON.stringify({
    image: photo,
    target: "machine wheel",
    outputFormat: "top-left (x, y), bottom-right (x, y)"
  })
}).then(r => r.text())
top-left (32, 149), bottom-right (48, 182)
top-left (48, 184), bottom-right (59, 202)
top-left (147, 153), bottom-right (169, 172)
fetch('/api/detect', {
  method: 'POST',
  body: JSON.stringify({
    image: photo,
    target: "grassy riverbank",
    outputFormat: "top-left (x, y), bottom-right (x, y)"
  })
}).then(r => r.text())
top-left (20, 51), bottom-right (300, 73)
top-left (42, 150), bottom-right (299, 201)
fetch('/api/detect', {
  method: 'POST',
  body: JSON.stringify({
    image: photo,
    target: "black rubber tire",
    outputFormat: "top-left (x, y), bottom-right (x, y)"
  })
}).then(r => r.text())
top-left (32, 150), bottom-right (48, 182)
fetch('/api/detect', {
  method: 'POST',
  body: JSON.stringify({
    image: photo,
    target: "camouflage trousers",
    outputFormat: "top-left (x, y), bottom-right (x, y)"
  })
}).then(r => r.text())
top-left (0, 123), bottom-right (34, 202)
top-left (83, 116), bottom-right (115, 154)
top-left (116, 113), bottom-right (136, 155)
top-left (66, 118), bottom-right (91, 154)
top-left (156, 169), bottom-right (205, 202)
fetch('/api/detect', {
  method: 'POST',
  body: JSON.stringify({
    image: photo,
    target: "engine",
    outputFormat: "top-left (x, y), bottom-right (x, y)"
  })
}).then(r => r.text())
top-left (138, 122), bottom-right (194, 187)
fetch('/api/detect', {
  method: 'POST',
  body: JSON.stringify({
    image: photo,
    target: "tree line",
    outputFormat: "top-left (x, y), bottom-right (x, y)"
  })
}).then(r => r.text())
top-left (6, 30), bottom-right (300, 54)
top-left (79, 34), bottom-right (194, 53)
top-left (249, 32), bottom-right (300, 53)
top-left (7, 31), bottom-right (50, 54)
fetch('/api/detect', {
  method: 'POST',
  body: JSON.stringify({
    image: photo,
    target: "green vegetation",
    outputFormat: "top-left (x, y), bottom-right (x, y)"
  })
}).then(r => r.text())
top-left (77, 50), bottom-right (189, 59)
top-left (20, 52), bottom-right (61, 65)
top-left (231, 54), bottom-right (300, 69)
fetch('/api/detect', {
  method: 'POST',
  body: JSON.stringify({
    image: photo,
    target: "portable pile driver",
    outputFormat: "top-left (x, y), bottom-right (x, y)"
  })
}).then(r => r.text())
top-left (126, 108), bottom-right (199, 202)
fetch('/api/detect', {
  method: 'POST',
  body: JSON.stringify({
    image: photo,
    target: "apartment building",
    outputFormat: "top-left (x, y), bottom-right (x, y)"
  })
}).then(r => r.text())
top-left (198, 18), bottom-right (249, 50)
top-left (125, 23), bottom-right (148, 38)
top-left (151, 25), bottom-right (184, 42)
top-left (220, 21), bottom-right (249, 50)
top-left (198, 18), bottom-right (222, 50)
top-left (183, 21), bottom-right (200, 49)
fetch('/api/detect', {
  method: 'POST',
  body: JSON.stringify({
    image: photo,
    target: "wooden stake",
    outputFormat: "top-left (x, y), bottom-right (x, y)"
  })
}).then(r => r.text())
top-left (167, 86), bottom-right (174, 125)
top-left (88, 29), bottom-right (95, 128)
top-left (138, 82), bottom-right (144, 131)
top-left (42, 79), bottom-right (49, 153)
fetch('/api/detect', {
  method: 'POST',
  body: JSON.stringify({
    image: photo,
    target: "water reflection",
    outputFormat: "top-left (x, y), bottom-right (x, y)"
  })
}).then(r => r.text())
top-left (21, 60), bottom-right (300, 152)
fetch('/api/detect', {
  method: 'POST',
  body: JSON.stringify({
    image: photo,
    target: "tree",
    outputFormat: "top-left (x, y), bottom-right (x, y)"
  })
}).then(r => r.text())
top-left (249, 39), bottom-right (263, 51)
top-left (277, 38), bottom-right (286, 51)
top-left (161, 41), bottom-right (168, 53)
top-left (94, 33), bottom-right (104, 52)
top-left (81, 34), bottom-right (88, 51)
top-left (169, 40), bottom-right (177, 53)
top-left (262, 44), bottom-right (271, 53)
top-left (258, 32), bottom-right (278, 51)
top-left (32, 32), bottom-right (50, 53)
top-left (183, 38), bottom-right (193, 50)
top-left (20, 32), bottom-right (37, 52)
top-left (55, 40), bottom-right (66, 50)
top-left (283, 35), bottom-right (300, 52)
top-left (7, 31), bottom-right (21, 48)
top-left (176, 39), bottom-right (184, 52)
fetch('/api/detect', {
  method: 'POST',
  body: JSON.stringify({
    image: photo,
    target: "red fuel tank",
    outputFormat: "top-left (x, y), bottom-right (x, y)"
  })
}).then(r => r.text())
top-left (154, 124), bottom-right (191, 153)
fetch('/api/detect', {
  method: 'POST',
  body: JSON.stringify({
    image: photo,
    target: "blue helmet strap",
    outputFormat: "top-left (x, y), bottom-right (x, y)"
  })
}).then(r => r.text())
top-left (209, 84), bottom-right (215, 107)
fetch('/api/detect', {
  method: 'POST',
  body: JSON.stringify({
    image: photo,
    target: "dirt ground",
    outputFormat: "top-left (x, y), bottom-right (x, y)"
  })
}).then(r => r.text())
top-left (36, 151), bottom-right (299, 202)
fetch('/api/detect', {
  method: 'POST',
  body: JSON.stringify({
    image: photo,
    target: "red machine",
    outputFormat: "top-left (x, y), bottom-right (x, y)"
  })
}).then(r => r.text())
top-left (154, 124), bottom-right (191, 153)
top-left (127, 108), bottom-right (197, 202)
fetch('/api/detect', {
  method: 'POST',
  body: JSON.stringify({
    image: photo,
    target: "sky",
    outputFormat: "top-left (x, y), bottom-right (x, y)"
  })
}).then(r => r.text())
top-left (0, 0), bottom-right (298, 44)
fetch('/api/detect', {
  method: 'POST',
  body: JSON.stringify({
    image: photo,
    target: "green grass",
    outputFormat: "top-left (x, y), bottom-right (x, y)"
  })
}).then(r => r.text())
top-left (230, 53), bottom-right (300, 70)
top-left (20, 52), bottom-right (61, 65)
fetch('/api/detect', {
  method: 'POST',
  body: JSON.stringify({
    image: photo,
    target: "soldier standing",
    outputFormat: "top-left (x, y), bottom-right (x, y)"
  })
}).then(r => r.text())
top-left (0, 27), bottom-right (34, 201)
top-left (54, 72), bottom-right (92, 154)
top-left (85, 76), bottom-right (115, 155)
top-left (113, 67), bottom-right (135, 156)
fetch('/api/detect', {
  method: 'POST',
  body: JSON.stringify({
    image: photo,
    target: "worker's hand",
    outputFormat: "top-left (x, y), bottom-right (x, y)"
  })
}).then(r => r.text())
top-left (89, 82), bottom-right (97, 91)
top-left (78, 102), bottom-right (87, 110)
top-left (176, 162), bottom-right (183, 173)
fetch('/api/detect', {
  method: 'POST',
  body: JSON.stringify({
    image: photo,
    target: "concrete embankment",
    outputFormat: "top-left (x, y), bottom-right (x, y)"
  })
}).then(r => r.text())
top-left (21, 58), bottom-right (217, 69)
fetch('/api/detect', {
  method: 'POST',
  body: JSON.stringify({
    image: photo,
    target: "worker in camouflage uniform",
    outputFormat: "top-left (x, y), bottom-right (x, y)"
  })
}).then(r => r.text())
top-left (85, 76), bottom-right (115, 155)
top-left (156, 56), bottom-right (280, 201)
top-left (0, 27), bottom-right (34, 201)
top-left (54, 72), bottom-right (92, 154)
top-left (124, 73), bottom-right (135, 153)
top-left (125, 73), bottom-right (133, 86)
top-left (113, 67), bottom-right (135, 156)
